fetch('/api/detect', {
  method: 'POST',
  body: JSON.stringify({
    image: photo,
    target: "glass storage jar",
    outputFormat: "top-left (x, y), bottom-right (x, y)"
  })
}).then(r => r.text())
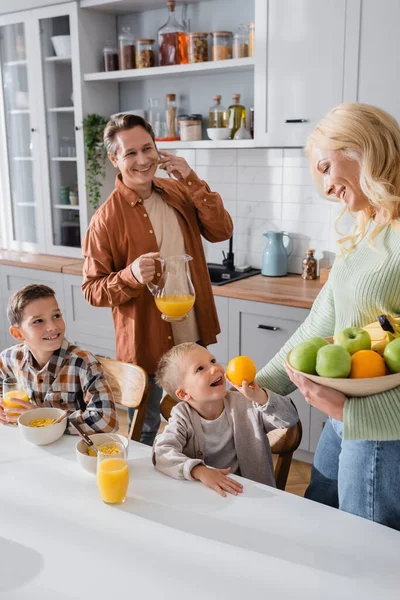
top-left (188, 32), bottom-right (208, 63)
top-left (135, 39), bottom-right (155, 68)
top-left (178, 114), bottom-right (202, 141)
top-left (233, 25), bottom-right (248, 58)
top-left (118, 26), bottom-right (135, 70)
top-left (158, 0), bottom-right (188, 66)
top-left (165, 93), bottom-right (179, 138)
top-left (103, 42), bottom-right (118, 71)
top-left (211, 31), bottom-right (232, 61)
top-left (248, 22), bottom-right (255, 57)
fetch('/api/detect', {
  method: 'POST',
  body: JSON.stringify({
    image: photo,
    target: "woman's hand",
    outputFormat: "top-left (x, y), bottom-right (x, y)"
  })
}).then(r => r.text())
top-left (130, 252), bottom-right (160, 284)
top-left (158, 151), bottom-right (192, 180)
top-left (284, 363), bottom-right (345, 420)
top-left (226, 376), bottom-right (268, 405)
top-left (0, 397), bottom-right (35, 425)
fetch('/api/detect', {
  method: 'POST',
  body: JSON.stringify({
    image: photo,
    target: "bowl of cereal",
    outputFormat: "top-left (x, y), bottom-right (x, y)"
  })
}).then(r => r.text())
top-left (76, 433), bottom-right (129, 474)
top-left (18, 407), bottom-right (67, 446)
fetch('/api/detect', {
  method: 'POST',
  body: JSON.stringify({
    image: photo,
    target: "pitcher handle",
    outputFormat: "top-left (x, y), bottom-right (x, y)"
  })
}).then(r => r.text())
top-left (146, 256), bottom-right (164, 296)
top-left (282, 232), bottom-right (293, 257)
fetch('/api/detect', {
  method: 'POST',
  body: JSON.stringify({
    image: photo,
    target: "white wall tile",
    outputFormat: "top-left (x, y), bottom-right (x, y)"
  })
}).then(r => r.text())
top-left (195, 149), bottom-right (237, 166)
top-left (281, 203), bottom-right (331, 223)
top-left (210, 182), bottom-right (237, 202)
top-left (237, 148), bottom-right (283, 167)
top-left (281, 219), bottom-right (330, 242)
top-left (237, 201), bottom-right (281, 220)
top-left (282, 185), bottom-right (315, 204)
top-left (195, 165), bottom-right (236, 184)
top-left (283, 166), bottom-right (314, 186)
top-left (237, 184), bottom-right (282, 203)
top-left (237, 166), bottom-right (283, 185)
top-left (283, 148), bottom-right (309, 167)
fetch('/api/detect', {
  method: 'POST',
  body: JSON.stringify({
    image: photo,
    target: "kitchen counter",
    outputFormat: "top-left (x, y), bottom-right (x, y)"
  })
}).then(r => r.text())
top-left (0, 252), bottom-right (324, 309)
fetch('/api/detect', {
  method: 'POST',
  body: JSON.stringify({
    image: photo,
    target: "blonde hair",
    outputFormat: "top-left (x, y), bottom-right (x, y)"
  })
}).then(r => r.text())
top-left (305, 103), bottom-right (400, 254)
top-left (156, 342), bottom-right (199, 401)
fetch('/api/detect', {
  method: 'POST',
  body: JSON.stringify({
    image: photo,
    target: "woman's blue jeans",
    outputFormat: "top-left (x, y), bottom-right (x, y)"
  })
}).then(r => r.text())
top-left (305, 417), bottom-right (400, 531)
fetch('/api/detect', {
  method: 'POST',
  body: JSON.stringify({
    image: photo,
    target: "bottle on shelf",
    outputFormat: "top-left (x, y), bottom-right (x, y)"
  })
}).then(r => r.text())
top-left (248, 23), bottom-right (255, 57)
top-left (301, 249), bottom-right (318, 280)
top-left (148, 98), bottom-right (163, 138)
top-left (228, 94), bottom-right (246, 138)
top-left (208, 95), bottom-right (228, 128)
top-left (158, 0), bottom-right (188, 66)
top-left (118, 26), bottom-right (135, 70)
top-left (165, 93), bottom-right (179, 139)
top-left (233, 116), bottom-right (252, 140)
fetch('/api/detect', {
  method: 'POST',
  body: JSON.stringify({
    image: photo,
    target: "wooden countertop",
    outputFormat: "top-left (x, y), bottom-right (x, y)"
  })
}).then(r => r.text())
top-left (0, 250), bottom-right (83, 273)
top-left (212, 274), bottom-right (323, 309)
top-left (0, 252), bottom-right (323, 308)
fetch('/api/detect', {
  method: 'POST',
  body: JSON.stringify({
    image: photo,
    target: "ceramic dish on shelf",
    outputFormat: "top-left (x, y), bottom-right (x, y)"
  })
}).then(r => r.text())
top-left (51, 35), bottom-right (71, 58)
top-left (207, 127), bottom-right (232, 141)
top-left (286, 348), bottom-right (400, 397)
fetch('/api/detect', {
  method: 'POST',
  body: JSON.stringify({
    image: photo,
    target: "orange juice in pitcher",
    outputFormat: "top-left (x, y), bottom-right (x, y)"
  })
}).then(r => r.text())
top-left (148, 255), bottom-right (195, 322)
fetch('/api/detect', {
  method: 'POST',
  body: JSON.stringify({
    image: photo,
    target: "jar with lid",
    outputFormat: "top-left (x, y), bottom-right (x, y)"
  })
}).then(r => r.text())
top-left (188, 32), bottom-right (208, 63)
top-left (301, 249), bottom-right (318, 280)
top-left (211, 31), bottom-right (232, 61)
top-left (135, 39), bottom-right (155, 68)
top-left (178, 114), bottom-right (202, 141)
top-left (248, 22), bottom-right (255, 57)
top-left (209, 95), bottom-right (228, 128)
top-left (118, 26), bottom-right (135, 70)
top-left (228, 93), bottom-right (246, 138)
top-left (158, 0), bottom-right (188, 66)
top-left (103, 42), bottom-right (118, 72)
top-left (165, 93), bottom-right (179, 139)
top-left (233, 25), bottom-right (248, 58)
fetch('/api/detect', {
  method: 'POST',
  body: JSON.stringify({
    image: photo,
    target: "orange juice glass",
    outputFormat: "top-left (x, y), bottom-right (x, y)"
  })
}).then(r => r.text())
top-left (2, 377), bottom-right (30, 422)
top-left (155, 294), bottom-right (195, 320)
top-left (97, 442), bottom-right (129, 504)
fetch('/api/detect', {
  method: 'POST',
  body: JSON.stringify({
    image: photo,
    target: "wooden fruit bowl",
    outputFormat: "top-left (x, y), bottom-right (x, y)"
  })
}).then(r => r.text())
top-left (286, 345), bottom-right (400, 397)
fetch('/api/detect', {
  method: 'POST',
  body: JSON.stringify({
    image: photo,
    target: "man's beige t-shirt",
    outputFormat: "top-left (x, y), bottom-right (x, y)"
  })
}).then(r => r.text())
top-left (143, 190), bottom-right (200, 344)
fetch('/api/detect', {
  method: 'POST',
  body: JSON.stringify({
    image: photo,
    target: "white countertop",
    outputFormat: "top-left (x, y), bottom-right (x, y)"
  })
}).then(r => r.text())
top-left (1, 427), bottom-right (399, 599)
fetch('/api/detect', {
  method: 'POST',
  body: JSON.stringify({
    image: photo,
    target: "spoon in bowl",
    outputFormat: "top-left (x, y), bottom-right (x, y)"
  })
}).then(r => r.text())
top-left (71, 421), bottom-right (98, 455)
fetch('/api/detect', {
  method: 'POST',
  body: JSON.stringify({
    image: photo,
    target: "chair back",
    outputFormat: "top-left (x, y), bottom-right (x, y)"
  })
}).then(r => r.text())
top-left (160, 395), bottom-right (302, 491)
top-left (96, 356), bottom-right (150, 441)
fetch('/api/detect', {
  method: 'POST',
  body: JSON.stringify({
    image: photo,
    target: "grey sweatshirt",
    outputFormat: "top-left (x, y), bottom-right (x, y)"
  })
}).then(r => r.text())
top-left (152, 390), bottom-right (298, 487)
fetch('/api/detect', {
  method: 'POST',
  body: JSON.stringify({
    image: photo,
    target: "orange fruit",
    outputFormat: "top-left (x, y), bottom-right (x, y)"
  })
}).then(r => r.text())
top-left (226, 356), bottom-right (257, 386)
top-left (349, 350), bottom-right (387, 379)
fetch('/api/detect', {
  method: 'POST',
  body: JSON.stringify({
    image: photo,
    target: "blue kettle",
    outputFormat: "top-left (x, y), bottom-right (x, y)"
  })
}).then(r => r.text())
top-left (262, 231), bottom-right (293, 277)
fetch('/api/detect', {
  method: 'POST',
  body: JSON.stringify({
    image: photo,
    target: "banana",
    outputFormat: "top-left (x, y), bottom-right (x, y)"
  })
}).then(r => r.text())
top-left (363, 315), bottom-right (400, 355)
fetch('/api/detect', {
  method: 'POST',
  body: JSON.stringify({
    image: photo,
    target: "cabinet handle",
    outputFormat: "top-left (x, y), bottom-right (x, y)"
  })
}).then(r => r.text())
top-left (75, 126), bottom-right (80, 131)
top-left (285, 119), bottom-right (308, 123)
top-left (257, 324), bottom-right (280, 331)
top-left (30, 128), bottom-right (37, 132)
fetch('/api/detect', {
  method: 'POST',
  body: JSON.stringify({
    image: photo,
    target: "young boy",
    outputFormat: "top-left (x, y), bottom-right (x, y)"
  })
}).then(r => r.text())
top-left (153, 342), bottom-right (298, 497)
top-left (0, 284), bottom-right (118, 434)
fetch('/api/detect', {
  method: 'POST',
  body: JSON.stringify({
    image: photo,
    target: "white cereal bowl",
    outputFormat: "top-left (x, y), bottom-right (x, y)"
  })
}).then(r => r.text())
top-left (207, 127), bottom-right (232, 141)
top-left (18, 407), bottom-right (67, 446)
top-left (76, 433), bottom-right (129, 475)
top-left (51, 35), bottom-right (71, 57)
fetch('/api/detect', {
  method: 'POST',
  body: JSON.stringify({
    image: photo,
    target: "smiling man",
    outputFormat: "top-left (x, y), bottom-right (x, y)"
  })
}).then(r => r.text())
top-left (82, 114), bottom-right (233, 445)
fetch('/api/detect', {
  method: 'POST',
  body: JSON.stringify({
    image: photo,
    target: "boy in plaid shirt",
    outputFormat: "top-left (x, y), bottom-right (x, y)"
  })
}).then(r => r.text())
top-left (0, 284), bottom-right (118, 434)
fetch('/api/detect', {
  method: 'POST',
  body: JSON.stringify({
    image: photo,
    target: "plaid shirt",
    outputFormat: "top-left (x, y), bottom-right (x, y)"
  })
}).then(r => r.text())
top-left (0, 338), bottom-right (118, 435)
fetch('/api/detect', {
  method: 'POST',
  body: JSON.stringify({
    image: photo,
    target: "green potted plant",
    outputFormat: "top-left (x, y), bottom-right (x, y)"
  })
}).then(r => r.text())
top-left (83, 114), bottom-right (109, 209)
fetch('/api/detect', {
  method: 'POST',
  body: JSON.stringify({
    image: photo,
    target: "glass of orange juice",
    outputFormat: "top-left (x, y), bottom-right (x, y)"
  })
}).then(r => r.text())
top-left (2, 377), bottom-right (30, 424)
top-left (97, 442), bottom-right (129, 504)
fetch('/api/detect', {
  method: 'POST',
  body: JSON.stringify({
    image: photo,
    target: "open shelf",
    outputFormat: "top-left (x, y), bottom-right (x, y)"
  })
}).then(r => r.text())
top-left (16, 202), bottom-right (36, 207)
top-left (45, 56), bottom-right (72, 63)
top-left (12, 156), bottom-right (33, 161)
top-left (53, 204), bottom-right (80, 210)
top-left (84, 57), bottom-right (255, 83)
top-left (48, 107), bottom-right (74, 113)
top-left (51, 157), bottom-right (77, 161)
top-left (4, 60), bottom-right (27, 67)
top-left (157, 139), bottom-right (256, 149)
top-left (8, 109), bottom-right (30, 115)
top-left (80, 0), bottom-right (204, 14)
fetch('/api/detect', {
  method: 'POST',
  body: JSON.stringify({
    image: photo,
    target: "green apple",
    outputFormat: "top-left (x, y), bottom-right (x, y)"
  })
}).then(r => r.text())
top-left (289, 341), bottom-right (320, 374)
top-left (383, 338), bottom-right (400, 373)
top-left (335, 327), bottom-right (371, 355)
top-left (316, 344), bottom-right (352, 378)
top-left (307, 337), bottom-right (330, 350)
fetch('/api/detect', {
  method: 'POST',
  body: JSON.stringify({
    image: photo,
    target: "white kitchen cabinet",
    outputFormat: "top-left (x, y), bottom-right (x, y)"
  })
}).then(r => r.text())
top-left (208, 296), bottom-right (229, 367)
top-left (228, 298), bottom-right (312, 453)
top-left (355, 0), bottom-right (400, 122)
top-left (0, 2), bottom-right (117, 257)
top-left (254, 0), bottom-right (348, 147)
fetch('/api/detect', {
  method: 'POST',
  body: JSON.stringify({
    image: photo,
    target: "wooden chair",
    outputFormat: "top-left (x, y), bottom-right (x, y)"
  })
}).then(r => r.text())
top-left (160, 395), bottom-right (302, 491)
top-left (96, 356), bottom-right (150, 442)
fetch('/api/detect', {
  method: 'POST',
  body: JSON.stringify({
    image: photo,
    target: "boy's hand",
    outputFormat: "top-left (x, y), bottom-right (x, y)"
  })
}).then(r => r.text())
top-left (226, 376), bottom-right (268, 406)
top-left (0, 397), bottom-right (35, 424)
top-left (191, 464), bottom-right (243, 498)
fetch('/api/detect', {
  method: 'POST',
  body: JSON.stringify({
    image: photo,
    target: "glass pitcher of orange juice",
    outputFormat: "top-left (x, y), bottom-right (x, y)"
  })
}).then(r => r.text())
top-left (147, 254), bottom-right (195, 322)
top-left (97, 442), bottom-right (129, 504)
top-left (2, 377), bottom-right (30, 422)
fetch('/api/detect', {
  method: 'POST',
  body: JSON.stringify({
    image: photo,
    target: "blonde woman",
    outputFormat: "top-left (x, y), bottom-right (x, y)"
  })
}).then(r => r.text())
top-left (256, 103), bottom-right (400, 530)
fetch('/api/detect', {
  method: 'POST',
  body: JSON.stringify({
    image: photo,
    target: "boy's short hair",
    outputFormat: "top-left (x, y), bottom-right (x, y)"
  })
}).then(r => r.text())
top-left (7, 284), bottom-right (56, 326)
top-left (156, 342), bottom-right (199, 401)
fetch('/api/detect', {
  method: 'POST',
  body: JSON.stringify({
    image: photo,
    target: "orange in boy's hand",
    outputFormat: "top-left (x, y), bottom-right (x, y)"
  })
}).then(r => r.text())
top-left (349, 350), bottom-right (387, 379)
top-left (226, 356), bottom-right (257, 386)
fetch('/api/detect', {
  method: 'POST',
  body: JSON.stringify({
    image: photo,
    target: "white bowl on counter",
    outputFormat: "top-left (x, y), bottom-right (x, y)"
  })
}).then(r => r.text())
top-left (18, 407), bottom-right (67, 446)
top-left (76, 433), bottom-right (129, 474)
top-left (207, 128), bottom-right (232, 141)
top-left (51, 35), bottom-right (71, 58)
